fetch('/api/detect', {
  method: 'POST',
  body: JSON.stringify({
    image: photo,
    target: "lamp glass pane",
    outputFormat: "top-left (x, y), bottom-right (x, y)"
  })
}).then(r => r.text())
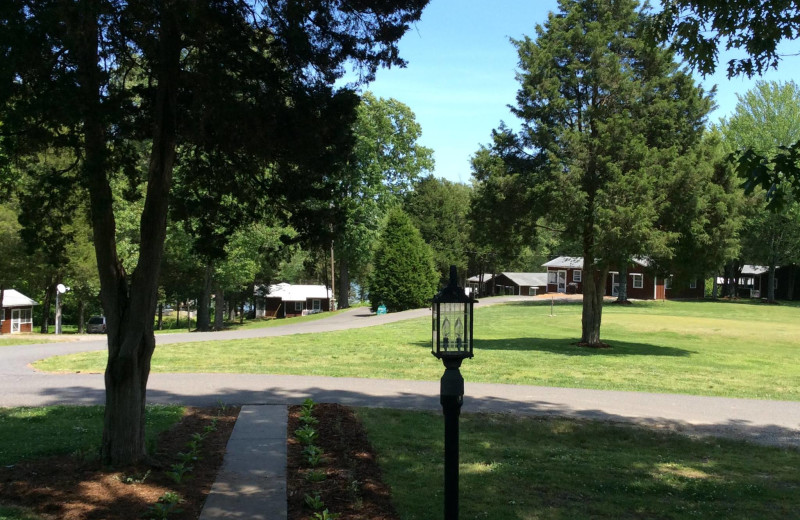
top-left (441, 302), bottom-right (466, 353)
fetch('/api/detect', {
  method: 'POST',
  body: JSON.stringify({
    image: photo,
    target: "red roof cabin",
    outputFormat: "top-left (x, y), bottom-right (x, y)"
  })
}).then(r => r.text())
top-left (542, 256), bottom-right (704, 300)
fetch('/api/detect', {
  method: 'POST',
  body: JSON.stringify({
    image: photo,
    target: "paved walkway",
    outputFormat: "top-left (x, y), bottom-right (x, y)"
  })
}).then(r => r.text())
top-left (199, 405), bottom-right (287, 520)
top-left (1, 296), bottom-right (798, 518)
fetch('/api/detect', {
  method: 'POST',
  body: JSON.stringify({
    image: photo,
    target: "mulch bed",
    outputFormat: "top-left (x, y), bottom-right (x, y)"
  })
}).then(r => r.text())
top-left (0, 406), bottom-right (239, 520)
top-left (287, 403), bottom-right (399, 520)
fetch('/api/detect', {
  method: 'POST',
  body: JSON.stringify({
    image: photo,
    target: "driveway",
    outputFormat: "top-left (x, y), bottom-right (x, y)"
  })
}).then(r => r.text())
top-left (1, 295), bottom-right (798, 448)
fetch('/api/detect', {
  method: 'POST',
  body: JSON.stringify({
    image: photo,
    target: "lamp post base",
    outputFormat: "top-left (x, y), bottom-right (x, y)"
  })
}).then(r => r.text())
top-left (440, 359), bottom-right (464, 520)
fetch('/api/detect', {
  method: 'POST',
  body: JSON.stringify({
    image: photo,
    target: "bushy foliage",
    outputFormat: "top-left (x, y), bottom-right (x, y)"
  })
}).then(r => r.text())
top-left (368, 208), bottom-right (437, 312)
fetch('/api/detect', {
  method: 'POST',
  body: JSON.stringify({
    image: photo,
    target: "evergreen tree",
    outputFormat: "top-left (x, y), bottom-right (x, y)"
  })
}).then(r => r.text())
top-left (472, 0), bottom-right (716, 345)
top-left (368, 208), bottom-right (437, 312)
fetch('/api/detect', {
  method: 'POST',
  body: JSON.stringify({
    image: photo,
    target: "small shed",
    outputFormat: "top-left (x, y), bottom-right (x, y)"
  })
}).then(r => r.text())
top-left (1, 289), bottom-right (37, 334)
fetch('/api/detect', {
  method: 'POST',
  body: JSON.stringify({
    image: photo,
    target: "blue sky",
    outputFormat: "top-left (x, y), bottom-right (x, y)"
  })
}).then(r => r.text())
top-left (353, 0), bottom-right (800, 184)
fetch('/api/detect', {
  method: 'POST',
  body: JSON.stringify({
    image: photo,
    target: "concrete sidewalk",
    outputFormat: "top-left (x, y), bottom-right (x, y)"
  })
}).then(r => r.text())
top-left (199, 405), bottom-right (288, 519)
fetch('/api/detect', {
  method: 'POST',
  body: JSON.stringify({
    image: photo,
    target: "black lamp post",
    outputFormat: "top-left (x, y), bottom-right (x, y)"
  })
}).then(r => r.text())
top-left (432, 265), bottom-right (476, 520)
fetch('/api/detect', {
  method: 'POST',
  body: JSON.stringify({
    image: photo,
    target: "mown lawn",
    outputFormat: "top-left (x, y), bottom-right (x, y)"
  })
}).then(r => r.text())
top-left (34, 299), bottom-right (800, 400)
top-left (357, 407), bottom-right (800, 520)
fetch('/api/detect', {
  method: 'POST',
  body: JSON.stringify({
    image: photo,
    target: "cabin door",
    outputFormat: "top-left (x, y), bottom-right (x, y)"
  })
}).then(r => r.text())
top-left (611, 273), bottom-right (620, 297)
top-left (10, 309), bottom-right (21, 333)
top-left (557, 271), bottom-right (567, 293)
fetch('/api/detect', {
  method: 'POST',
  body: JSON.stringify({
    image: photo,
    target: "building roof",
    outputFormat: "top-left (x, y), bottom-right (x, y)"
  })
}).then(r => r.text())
top-left (266, 283), bottom-right (331, 302)
top-left (498, 272), bottom-right (549, 287)
top-left (541, 256), bottom-right (651, 269)
top-left (1, 289), bottom-right (38, 308)
top-left (542, 256), bottom-right (584, 269)
top-left (741, 265), bottom-right (769, 275)
top-left (467, 273), bottom-right (494, 283)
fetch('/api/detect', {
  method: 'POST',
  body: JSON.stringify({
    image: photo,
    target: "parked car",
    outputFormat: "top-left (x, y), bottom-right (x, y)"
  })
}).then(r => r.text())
top-left (87, 316), bottom-right (107, 334)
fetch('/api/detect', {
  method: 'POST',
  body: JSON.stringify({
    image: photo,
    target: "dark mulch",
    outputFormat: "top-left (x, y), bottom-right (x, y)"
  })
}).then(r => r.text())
top-left (287, 403), bottom-right (399, 520)
top-left (0, 406), bottom-right (239, 520)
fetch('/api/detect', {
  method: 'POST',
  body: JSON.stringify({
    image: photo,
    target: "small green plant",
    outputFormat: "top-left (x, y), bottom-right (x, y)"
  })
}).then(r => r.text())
top-left (217, 400), bottom-right (229, 413)
top-left (295, 425), bottom-right (318, 445)
top-left (312, 509), bottom-right (341, 520)
top-left (304, 493), bottom-right (325, 511)
top-left (301, 397), bottom-right (315, 412)
top-left (299, 407), bottom-right (319, 426)
top-left (190, 431), bottom-right (206, 442)
top-left (305, 469), bottom-right (327, 482)
top-left (204, 418), bottom-right (219, 434)
top-left (185, 438), bottom-right (202, 452)
top-left (165, 462), bottom-right (193, 484)
top-left (146, 491), bottom-right (184, 519)
top-left (177, 450), bottom-right (200, 464)
top-left (116, 469), bottom-right (150, 484)
top-left (302, 444), bottom-right (324, 467)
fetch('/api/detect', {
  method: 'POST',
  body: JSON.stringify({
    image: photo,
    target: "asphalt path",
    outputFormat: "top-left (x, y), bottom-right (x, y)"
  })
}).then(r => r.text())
top-left (1, 296), bottom-right (799, 448)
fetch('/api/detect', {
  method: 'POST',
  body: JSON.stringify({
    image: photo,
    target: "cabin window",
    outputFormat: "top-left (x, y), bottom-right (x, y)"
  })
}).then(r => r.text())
top-left (665, 277), bottom-right (673, 290)
top-left (312, 299), bottom-right (321, 311)
top-left (689, 279), bottom-right (697, 289)
top-left (294, 301), bottom-right (303, 311)
top-left (573, 269), bottom-right (582, 282)
top-left (548, 271), bottom-right (557, 284)
top-left (632, 273), bottom-right (643, 289)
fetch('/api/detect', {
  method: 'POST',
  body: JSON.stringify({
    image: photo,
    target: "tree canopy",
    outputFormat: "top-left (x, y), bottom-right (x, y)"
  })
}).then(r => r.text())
top-left (0, 0), bottom-right (429, 465)
top-left (472, 0), bottom-right (720, 345)
top-left (368, 207), bottom-right (437, 313)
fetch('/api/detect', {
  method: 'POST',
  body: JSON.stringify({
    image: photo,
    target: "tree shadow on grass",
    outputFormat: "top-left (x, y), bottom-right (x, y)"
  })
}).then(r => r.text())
top-left (413, 337), bottom-right (693, 357)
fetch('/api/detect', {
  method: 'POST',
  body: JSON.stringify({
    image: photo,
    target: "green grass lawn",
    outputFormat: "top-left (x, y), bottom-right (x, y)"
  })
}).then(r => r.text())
top-left (34, 299), bottom-right (800, 400)
top-left (357, 407), bottom-right (800, 520)
top-left (0, 405), bottom-right (184, 466)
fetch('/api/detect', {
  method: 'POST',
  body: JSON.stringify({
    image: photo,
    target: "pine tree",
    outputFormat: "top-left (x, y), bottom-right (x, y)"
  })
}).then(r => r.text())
top-left (369, 208), bottom-right (438, 312)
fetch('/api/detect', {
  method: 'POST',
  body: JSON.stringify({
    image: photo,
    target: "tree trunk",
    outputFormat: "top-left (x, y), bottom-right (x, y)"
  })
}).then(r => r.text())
top-left (768, 260), bottom-right (777, 302)
top-left (0, 286), bottom-right (4, 335)
top-left (157, 303), bottom-right (163, 330)
top-left (338, 255), bottom-right (350, 309)
top-left (197, 264), bottom-right (213, 331)
top-left (78, 300), bottom-right (85, 333)
top-left (40, 284), bottom-right (53, 333)
top-left (176, 302), bottom-right (181, 328)
top-left (712, 275), bottom-right (719, 299)
top-left (581, 257), bottom-right (608, 347)
top-left (616, 261), bottom-right (628, 302)
top-left (788, 266), bottom-right (796, 300)
top-left (74, 2), bottom-right (181, 465)
top-left (214, 283), bottom-right (225, 330)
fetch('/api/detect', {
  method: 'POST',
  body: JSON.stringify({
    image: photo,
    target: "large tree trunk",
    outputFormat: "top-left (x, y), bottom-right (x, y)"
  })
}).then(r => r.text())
top-left (581, 257), bottom-right (608, 347)
top-left (73, 2), bottom-right (181, 465)
top-left (788, 266), bottom-right (796, 300)
top-left (197, 264), bottom-right (213, 331)
top-left (338, 255), bottom-right (350, 309)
